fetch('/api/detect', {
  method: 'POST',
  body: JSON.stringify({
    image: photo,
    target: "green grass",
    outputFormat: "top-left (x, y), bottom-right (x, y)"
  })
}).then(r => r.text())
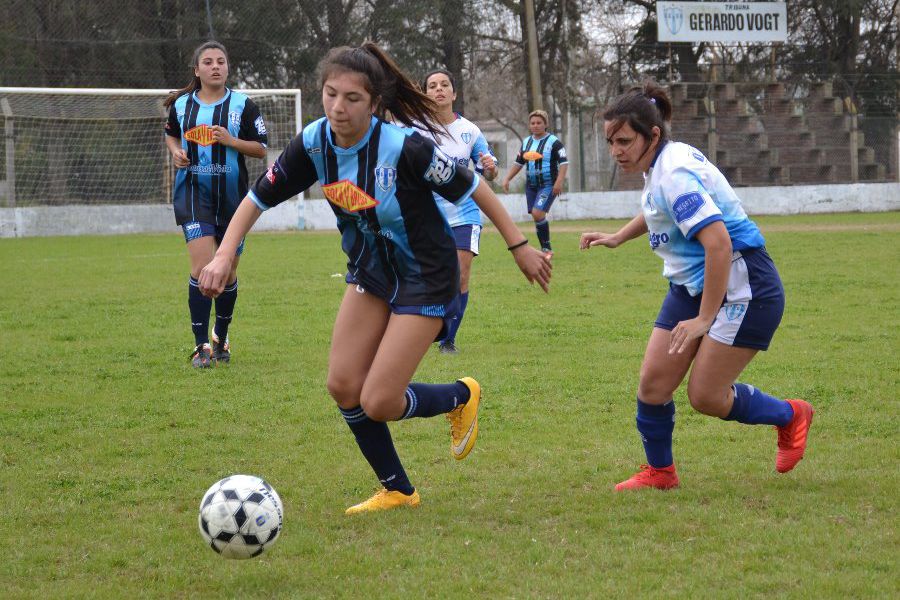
top-left (1, 213), bottom-right (898, 598)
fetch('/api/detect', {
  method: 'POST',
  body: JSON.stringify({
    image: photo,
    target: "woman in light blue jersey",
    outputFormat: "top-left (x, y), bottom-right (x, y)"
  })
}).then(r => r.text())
top-left (164, 41), bottom-right (268, 368)
top-left (581, 81), bottom-right (813, 491)
top-left (421, 68), bottom-right (498, 354)
top-left (199, 43), bottom-right (552, 515)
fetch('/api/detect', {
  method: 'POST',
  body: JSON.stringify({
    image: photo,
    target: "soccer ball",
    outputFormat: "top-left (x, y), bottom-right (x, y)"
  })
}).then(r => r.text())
top-left (198, 474), bottom-right (283, 559)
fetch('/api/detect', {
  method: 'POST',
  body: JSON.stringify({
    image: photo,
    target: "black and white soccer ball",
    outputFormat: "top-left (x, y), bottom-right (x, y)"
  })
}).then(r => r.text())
top-left (198, 474), bottom-right (283, 559)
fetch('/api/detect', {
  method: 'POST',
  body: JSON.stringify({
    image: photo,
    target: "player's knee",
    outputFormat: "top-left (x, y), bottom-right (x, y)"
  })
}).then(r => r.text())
top-left (326, 374), bottom-right (361, 410)
top-left (358, 392), bottom-right (394, 422)
top-left (637, 378), bottom-right (673, 405)
top-left (686, 381), bottom-right (724, 416)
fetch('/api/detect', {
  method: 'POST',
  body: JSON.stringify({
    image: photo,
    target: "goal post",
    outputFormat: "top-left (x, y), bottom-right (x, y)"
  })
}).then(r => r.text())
top-left (0, 87), bottom-right (302, 210)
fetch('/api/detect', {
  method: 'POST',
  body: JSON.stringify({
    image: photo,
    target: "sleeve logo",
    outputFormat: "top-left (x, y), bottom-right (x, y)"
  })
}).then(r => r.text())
top-left (255, 116), bottom-right (267, 135)
top-left (424, 148), bottom-right (456, 185)
top-left (322, 180), bottom-right (380, 212)
top-left (672, 191), bottom-right (706, 223)
top-left (558, 147), bottom-right (567, 159)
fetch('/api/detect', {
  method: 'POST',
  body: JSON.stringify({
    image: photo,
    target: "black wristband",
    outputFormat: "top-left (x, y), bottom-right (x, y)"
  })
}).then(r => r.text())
top-left (507, 239), bottom-right (529, 251)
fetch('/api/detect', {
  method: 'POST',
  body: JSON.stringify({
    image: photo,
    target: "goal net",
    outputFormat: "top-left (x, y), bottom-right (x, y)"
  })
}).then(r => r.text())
top-left (0, 88), bottom-right (301, 207)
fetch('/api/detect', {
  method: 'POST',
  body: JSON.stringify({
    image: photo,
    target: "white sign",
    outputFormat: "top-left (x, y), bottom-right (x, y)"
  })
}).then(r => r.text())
top-left (657, 2), bottom-right (787, 43)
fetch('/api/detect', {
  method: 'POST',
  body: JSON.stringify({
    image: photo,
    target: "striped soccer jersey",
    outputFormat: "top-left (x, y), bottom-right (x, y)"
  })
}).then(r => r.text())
top-left (515, 133), bottom-right (567, 189)
top-left (249, 116), bottom-right (479, 305)
top-left (642, 141), bottom-right (766, 296)
top-left (166, 88), bottom-right (268, 226)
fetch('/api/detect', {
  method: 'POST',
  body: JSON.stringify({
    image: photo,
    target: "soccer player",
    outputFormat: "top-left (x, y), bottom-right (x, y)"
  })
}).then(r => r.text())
top-left (199, 43), bottom-right (552, 514)
top-left (502, 110), bottom-right (568, 254)
top-left (580, 81), bottom-right (813, 490)
top-left (418, 68), bottom-right (498, 354)
top-left (164, 41), bottom-right (268, 368)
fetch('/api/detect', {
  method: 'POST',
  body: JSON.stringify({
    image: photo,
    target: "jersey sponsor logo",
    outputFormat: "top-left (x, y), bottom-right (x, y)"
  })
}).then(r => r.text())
top-left (724, 303), bottom-right (747, 321)
top-left (229, 111), bottom-right (241, 127)
top-left (689, 146), bottom-right (706, 162)
top-left (254, 116), bottom-right (267, 135)
top-left (649, 231), bottom-right (670, 249)
top-left (375, 165), bottom-right (397, 192)
top-left (184, 124), bottom-right (216, 146)
top-left (306, 146), bottom-right (321, 154)
top-left (522, 151), bottom-right (543, 161)
top-left (189, 163), bottom-right (232, 175)
top-left (672, 191), bottom-right (706, 223)
top-left (461, 132), bottom-right (472, 144)
top-left (322, 179), bottom-right (380, 212)
top-left (424, 148), bottom-right (456, 185)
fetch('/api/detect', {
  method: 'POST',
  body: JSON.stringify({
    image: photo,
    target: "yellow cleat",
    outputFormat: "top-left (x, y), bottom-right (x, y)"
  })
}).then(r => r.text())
top-left (344, 489), bottom-right (421, 515)
top-left (447, 377), bottom-right (481, 460)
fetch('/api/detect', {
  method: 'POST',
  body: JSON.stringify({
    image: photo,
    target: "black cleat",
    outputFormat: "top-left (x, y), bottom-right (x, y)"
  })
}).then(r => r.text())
top-left (438, 341), bottom-right (459, 355)
top-left (211, 331), bottom-right (230, 364)
top-left (191, 343), bottom-right (213, 368)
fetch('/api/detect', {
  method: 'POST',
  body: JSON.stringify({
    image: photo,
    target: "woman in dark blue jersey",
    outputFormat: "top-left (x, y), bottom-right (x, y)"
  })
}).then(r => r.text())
top-left (581, 82), bottom-right (812, 491)
top-left (199, 43), bottom-right (552, 514)
top-left (164, 41), bottom-right (268, 368)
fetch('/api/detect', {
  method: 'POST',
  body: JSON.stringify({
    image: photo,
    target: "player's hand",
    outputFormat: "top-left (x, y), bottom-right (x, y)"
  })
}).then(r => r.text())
top-left (580, 232), bottom-right (620, 249)
top-left (479, 152), bottom-right (497, 174)
top-left (502, 179), bottom-right (510, 193)
top-left (552, 182), bottom-right (563, 197)
top-left (172, 149), bottom-right (190, 169)
top-left (198, 254), bottom-right (233, 299)
top-left (209, 125), bottom-right (234, 146)
top-left (511, 244), bottom-right (552, 293)
top-left (668, 316), bottom-right (713, 354)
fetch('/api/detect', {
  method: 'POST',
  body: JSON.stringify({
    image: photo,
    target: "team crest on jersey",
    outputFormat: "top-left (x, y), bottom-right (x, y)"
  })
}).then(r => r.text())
top-left (461, 132), bottom-right (472, 144)
top-left (229, 111), bottom-right (241, 127)
top-left (424, 148), bottom-right (456, 186)
top-left (375, 166), bottom-right (396, 192)
top-left (724, 303), bottom-right (746, 321)
top-left (184, 124), bottom-right (216, 146)
top-left (322, 179), bottom-right (380, 212)
top-left (522, 151), bottom-right (543, 161)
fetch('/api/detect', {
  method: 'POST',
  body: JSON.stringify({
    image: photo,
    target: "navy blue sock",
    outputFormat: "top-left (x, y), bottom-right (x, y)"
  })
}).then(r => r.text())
top-left (724, 383), bottom-right (793, 426)
top-left (188, 276), bottom-right (211, 346)
top-left (214, 279), bottom-right (238, 341)
top-left (535, 219), bottom-right (551, 250)
top-left (399, 381), bottom-right (470, 419)
top-left (636, 398), bottom-right (675, 468)
top-left (339, 406), bottom-right (414, 495)
top-left (444, 291), bottom-right (469, 344)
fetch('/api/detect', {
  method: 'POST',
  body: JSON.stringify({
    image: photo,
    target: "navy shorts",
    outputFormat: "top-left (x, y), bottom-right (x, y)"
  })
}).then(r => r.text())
top-left (345, 275), bottom-right (461, 342)
top-left (182, 221), bottom-right (245, 256)
top-left (525, 185), bottom-right (556, 213)
top-left (451, 224), bottom-right (482, 255)
top-left (654, 247), bottom-right (785, 350)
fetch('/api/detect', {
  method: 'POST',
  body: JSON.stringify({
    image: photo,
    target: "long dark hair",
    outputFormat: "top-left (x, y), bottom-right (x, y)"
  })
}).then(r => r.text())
top-left (164, 41), bottom-right (229, 109)
top-left (317, 42), bottom-right (444, 138)
top-left (602, 80), bottom-right (673, 144)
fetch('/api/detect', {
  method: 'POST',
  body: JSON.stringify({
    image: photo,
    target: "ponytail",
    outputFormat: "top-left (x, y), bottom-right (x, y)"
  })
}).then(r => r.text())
top-left (602, 79), bottom-right (673, 143)
top-left (318, 42), bottom-right (445, 139)
top-left (164, 41), bottom-right (229, 109)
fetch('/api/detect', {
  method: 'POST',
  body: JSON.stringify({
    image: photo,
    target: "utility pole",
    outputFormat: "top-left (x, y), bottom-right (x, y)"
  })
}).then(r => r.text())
top-left (524, 0), bottom-right (543, 110)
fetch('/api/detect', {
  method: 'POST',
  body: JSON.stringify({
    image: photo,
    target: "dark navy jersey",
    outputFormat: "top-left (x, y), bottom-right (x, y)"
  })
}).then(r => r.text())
top-left (250, 116), bottom-right (479, 305)
top-left (515, 133), bottom-right (567, 188)
top-left (166, 89), bottom-right (268, 226)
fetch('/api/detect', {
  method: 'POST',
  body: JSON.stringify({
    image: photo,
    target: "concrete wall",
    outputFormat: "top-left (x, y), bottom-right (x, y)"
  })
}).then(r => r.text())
top-left (2, 182), bottom-right (897, 238)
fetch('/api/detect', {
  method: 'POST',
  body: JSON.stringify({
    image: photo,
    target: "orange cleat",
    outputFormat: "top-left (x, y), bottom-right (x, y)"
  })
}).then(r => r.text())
top-left (614, 464), bottom-right (679, 491)
top-left (776, 399), bottom-right (814, 473)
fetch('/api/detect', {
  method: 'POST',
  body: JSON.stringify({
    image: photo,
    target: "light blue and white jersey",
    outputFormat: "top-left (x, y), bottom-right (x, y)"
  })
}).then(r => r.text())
top-left (642, 141), bottom-right (766, 296)
top-left (416, 115), bottom-right (494, 227)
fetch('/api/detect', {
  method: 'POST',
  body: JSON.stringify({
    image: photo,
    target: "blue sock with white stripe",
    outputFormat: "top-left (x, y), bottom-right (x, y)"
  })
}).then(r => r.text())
top-left (636, 398), bottom-right (675, 468)
top-left (535, 219), bottom-right (551, 250)
top-left (399, 381), bottom-right (470, 419)
top-left (188, 276), bottom-right (211, 346)
top-left (444, 291), bottom-right (469, 344)
top-left (724, 383), bottom-right (793, 426)
top-left (339, 406), bottom-right (414, 495)
top-left (213, 279), bottom-right (238, 342)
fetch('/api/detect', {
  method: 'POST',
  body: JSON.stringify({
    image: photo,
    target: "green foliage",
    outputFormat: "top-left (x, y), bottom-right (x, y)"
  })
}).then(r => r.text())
top-left (1, 213), bottom-right (897, 597)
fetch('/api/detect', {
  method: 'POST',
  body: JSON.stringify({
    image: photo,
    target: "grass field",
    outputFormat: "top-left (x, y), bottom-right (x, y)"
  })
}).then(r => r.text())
top-left (1, 213), bottom-right (898, 598)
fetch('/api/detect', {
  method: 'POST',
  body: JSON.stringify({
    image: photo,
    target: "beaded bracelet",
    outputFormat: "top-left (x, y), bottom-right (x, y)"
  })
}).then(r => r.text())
top-left (507, 239), bottom-right (529, 251)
